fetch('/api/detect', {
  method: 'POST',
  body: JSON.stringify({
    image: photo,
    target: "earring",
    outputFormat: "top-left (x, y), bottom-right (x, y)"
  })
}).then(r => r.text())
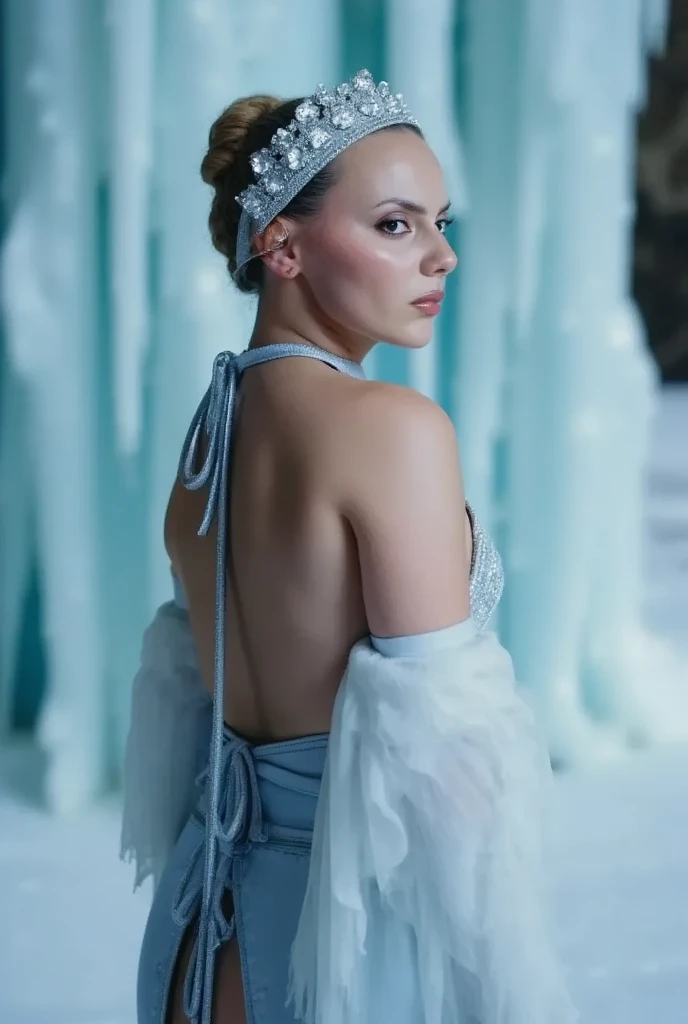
top-left (253, 228), bottom-right (289, 259)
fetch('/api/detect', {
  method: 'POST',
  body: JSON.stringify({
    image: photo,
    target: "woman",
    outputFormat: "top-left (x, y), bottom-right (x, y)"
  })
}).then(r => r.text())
top-left (122, 70), bottom-right (577, 1024)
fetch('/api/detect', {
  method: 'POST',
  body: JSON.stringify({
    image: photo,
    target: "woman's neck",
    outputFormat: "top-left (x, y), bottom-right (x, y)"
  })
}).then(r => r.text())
top-left (249, 284), bottom-right (375, 366)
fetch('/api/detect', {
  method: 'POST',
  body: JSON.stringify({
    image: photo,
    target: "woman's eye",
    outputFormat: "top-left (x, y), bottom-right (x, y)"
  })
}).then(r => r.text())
top-left (377, 218), bottom-right (410, 236)
top-left (436, 216), bottom-right (455, 235)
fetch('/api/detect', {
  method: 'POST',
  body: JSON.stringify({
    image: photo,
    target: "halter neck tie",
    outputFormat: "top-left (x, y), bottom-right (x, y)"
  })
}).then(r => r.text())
top-left (175, 342), bottom-right (365, 1024)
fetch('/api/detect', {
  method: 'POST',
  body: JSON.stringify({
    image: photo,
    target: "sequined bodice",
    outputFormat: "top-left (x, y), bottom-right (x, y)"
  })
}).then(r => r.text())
top-left (467, 504), bottom-right (504, 631)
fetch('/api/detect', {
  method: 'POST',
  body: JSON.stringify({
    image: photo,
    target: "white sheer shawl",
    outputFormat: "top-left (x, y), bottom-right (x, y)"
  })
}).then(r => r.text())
top-left (121, 603), bottom-right (577, 1022)
top-left (120, 597), bottom-right (211, 890)
top-left (288, 617), bottom-right (578, 1024)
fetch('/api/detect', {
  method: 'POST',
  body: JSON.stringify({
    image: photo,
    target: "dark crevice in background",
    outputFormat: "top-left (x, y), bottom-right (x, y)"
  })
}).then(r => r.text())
top-left (634, 0), bottom-right (688, 383)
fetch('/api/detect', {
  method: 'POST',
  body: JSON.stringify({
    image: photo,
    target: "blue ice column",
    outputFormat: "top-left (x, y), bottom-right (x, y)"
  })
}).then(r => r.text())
top-left (386, 0), bottom-right (468, 404)
top-left (145, 0), bottom-right (341, 608)
top-left (502, 0), bottom-right (683, 763)
top-left (1, 0), bottom-right (104, 810)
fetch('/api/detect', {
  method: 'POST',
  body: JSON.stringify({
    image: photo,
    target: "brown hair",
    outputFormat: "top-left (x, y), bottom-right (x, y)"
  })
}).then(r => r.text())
top-left (201, 94), bottom-right (422, 294)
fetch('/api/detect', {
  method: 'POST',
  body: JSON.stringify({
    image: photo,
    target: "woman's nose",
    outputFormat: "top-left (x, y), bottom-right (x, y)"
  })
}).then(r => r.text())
top-left (424, 234), bottom-right (457, 278)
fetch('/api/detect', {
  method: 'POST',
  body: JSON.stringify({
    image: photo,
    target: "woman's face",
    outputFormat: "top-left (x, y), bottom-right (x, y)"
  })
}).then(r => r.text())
top-left (287, 129), bottom-right (457, 349)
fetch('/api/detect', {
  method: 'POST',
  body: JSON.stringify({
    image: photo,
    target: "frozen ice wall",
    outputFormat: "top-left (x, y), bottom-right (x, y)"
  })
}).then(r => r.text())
top-left (0, 0), bottom-right (682, 813)
top-left (453, 0), bottom-right (687, 765)
top-left (0, 0), bottom-right (339, 811)
top-left (386, 0), bottom-right (467, 400)
top-left (1, 1), bottom-right (104, 811)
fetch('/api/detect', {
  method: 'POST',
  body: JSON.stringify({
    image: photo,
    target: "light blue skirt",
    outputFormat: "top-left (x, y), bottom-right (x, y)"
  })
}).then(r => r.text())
top-left (136, 726), bottom-right (329, 1024)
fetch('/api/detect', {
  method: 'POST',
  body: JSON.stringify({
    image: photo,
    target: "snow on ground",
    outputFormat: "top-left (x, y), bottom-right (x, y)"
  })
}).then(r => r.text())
top-left (0, 748), bottom-right (150, 1024)
top-left (1, 387), bottom-right (686, 1024)
top-left (552, 744), bottom-right (688, 1022)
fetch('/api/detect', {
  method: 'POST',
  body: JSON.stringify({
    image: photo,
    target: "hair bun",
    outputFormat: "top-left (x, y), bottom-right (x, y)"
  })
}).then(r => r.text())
top-left (201, 94), bottom-right (283, 188)
top-left (201, 92), bottom-right (307, 293)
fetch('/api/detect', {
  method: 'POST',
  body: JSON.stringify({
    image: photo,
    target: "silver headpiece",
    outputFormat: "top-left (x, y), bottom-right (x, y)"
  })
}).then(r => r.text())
top-left (234, 69), bottom-right (420, 278)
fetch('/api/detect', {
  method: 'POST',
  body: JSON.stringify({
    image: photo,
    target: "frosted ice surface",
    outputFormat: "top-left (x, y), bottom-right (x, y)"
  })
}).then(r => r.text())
top-left (0, 746), bottom-right (150, 1023)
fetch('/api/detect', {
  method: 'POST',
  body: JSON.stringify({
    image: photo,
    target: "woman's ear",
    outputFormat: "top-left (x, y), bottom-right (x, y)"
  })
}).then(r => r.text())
top-left (254, 217), bottom-right (300, 280)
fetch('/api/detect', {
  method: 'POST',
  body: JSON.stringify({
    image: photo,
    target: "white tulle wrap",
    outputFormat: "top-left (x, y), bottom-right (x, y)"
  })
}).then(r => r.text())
top-left (288, 620), bottom-right (578, 1024)
top-left (120, 600), bottom-right (212, 890)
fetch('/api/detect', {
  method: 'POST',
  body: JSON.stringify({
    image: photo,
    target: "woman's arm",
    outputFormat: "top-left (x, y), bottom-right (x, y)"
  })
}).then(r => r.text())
top-left (290, 387), bottom-right (578, 1024)
top-left (344, 384), bottom-right (471, 638)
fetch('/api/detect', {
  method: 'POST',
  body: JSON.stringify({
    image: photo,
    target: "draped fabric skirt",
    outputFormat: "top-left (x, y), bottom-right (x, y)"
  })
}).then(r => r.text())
top-left (136, 727), bottom-right (330, 1024)
top-left (131, 629), bottom-right (578, 1024)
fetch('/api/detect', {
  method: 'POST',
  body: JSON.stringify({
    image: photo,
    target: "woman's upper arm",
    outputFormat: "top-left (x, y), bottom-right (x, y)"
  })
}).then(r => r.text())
top-left (344, 386), bottom-right (471, 638)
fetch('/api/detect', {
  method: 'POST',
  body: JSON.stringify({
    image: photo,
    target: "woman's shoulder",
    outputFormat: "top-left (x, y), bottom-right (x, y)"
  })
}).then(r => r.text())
top-left (333, 378), bottom-right (470, 634)
top-left (346, 375), bottom-right (449, 418)
top-left (339, 379), bottom-right (460, 489)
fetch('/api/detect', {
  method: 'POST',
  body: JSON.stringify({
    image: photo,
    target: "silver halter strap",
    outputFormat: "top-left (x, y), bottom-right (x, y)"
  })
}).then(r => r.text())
top-left (175, 342), bottom-right (366, 1024)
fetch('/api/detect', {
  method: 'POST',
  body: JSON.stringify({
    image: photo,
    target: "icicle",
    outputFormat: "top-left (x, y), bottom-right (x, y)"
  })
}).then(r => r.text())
top-left (387, 0), bottom-right (468, 401)
top-left (497, 0), bottom-right (682, 764)
top-left (106, 0), bottom-right (156, 456)
top-left (451, 0), bottom-right (523, 521)
top-left (146, 0), bottom-right (339, 615)
top-left (1, 0), bottom-right (104, 811)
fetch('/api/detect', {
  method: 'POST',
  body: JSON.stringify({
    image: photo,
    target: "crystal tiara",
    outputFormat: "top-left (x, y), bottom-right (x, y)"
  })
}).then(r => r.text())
top-left (233, 69), bottom-right (421, 276)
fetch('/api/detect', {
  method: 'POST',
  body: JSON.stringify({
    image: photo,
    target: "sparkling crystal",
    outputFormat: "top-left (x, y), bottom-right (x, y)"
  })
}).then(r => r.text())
top-left (330, 105), bottom-right (355, 129)
top-left (250, 148), bottom-right (273, 176)
top-left (352, 69), bottom-right (374, 91)
top-left (308, 126), bottom-right (332, 149)
top-left (386, 93), bottom-right (405, 114)
top-left (262, 170), bottom-right (287, 195)
top-left (336, 83), bottom-right (351, 99)
top-left (378, 81), bottom-right (390, 98)
top-left (295, 99), bottom-right (319, 122)
top-left (357, 98), bottom-right (381, 117)
top-left (285, 145), bottom-right (303, 170)
top-left (314, 85), bottom-right (333, 107)
top-left (270, 128), bottom-right (291, 151)
top-left (237, 190), bottom-right (263, 217)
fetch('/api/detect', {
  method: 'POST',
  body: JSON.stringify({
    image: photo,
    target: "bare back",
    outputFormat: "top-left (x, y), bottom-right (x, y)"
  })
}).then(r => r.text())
top-left (163, 348), bottom-right (474, 1024)
top-left (164, 355), bottom-right (370, 742)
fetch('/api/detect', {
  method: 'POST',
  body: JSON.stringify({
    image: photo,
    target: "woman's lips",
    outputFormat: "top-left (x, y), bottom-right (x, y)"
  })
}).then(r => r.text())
top-left (411, 291), bottom-right (444, 317)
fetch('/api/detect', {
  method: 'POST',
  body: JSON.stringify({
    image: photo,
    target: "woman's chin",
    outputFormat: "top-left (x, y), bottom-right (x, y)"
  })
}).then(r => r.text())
top-left (401, 322), bottom-right (436, 349)
top-left (370, 322), bottom-right (435, 352)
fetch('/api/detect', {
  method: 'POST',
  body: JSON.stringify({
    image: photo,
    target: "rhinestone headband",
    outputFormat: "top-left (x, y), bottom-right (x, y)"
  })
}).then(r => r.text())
top-left (234, 69), bottom-right (421, 278)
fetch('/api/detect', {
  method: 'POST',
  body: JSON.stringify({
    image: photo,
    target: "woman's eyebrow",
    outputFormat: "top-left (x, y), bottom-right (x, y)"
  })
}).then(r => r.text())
top-left (373, 198), bottom-right (452, 216)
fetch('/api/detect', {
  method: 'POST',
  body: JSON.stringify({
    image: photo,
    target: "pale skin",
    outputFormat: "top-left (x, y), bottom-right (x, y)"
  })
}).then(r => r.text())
top-left (164, 127), bottom-right (472, 1024)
